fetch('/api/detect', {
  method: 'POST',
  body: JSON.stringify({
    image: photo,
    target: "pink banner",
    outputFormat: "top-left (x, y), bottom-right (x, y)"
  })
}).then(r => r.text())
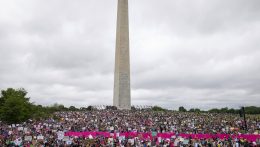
top-left (65, 132), bottom-right (260, 142)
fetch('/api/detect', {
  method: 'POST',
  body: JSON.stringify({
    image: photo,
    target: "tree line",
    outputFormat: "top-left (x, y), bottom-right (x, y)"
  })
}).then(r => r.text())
top-left (0, 88), bottom-right (93, 124)
top-left (151, 106), bottom-right (260, 115)
top-left (1, 88), bottom-right (260, 124)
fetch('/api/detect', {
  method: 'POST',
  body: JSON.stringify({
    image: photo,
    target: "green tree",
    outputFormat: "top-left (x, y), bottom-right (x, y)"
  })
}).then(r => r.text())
top-left (194, 108), bottom-right (201, 113)
top-left (69, 106), bottom-right (77, 111)
top-left (86, 106), bottom-right (93, 111)
top-left (179, 106), bottom-right (187, 112)
top-left (152, 106), bottom-right (166, 111)
top-left (0, 88), bottom-right (32, 124)
top-left (189, 108), bottom-right (195, 112)
top-left (220, 107), bottom-right (229, 113)
top-left (244, 106), bottom-right (260, 114)
top-left (58, 104), bottom-right (68, 111)
top-left (208, 108), bottom-right (220, 113)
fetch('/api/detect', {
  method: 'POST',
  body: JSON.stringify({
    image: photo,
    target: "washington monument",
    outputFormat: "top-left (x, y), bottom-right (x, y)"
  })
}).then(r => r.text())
top-left (113, 0), bottom-right (131, 110)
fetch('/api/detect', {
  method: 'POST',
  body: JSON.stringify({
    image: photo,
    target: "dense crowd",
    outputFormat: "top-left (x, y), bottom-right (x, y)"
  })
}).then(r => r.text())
top-left (0, 110), bottom-right (260, 146)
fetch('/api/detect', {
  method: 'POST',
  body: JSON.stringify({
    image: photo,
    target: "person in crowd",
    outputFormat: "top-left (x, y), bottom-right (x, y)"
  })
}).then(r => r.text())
top-left (0, 109), bottom-right (260, 146)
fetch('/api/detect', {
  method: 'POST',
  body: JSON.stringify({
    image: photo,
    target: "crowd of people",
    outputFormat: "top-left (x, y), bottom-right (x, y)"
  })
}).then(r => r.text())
top-left (0, 109), bottom-right (260, 146)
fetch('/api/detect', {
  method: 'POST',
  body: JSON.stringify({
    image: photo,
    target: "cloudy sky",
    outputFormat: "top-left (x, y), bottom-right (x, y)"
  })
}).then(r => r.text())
top-left (0, 0), bottom-right (260, 110)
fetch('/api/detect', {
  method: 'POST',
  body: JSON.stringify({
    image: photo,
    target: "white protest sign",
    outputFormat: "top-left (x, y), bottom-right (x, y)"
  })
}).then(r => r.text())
top-left (18, 127), bottom-right (23, 131)
top-left (23, 128), bottom-right (28, 133)
top-left (63, 136), bottom-right (70, 141)
top-left (158, 137), bottom-right (162, 143)
top-left (24, 136), bottom-right (32, 141)
top-left (89, 135), bottom-right (93, 139)
top-left (37, 136), bottom-right (44, 140)
top-left (66, 140), bottom-right (72, 145)
top-left (110, 126), bottom-right (114, 131)
top-left (57, 131), bottom-right (64, 140)
top-left (52, 130), bottom-right (57, 133)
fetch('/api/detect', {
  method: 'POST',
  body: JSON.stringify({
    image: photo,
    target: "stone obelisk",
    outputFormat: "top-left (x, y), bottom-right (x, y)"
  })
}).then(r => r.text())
top-left (113, 0), bottom-right (131, 110)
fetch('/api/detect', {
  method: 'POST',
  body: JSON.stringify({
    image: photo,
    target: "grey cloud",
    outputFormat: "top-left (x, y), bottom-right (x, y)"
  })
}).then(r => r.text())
top-left (131, 0), bottom-right (260, 35)
top-left (0, 0), bottom-right (259, 109)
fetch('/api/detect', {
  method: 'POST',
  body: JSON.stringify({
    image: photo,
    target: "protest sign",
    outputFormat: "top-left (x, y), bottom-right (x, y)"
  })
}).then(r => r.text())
top-left (152, 131), bottom-right (157, 137)
top-left (37, 135), bottom-right (44, 140)
top-left (18, 127), bottom-right (23, 131)
top-left (63, 136), bottom-right (70, 141)
top-left (24, 136), bottom-right (32, 141)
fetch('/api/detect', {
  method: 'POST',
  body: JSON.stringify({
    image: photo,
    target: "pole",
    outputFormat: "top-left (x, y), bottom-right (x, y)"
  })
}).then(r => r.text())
top-left (242, 107), bottom-right (247, 132)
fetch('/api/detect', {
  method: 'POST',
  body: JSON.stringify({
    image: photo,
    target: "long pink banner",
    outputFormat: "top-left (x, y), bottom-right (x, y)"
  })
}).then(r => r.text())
top-left (65, 132), bottom-right (260, 142)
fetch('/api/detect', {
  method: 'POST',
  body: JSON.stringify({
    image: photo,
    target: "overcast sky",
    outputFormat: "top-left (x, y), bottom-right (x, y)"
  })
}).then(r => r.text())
top-left (0, 0), bottom-right (260, 110)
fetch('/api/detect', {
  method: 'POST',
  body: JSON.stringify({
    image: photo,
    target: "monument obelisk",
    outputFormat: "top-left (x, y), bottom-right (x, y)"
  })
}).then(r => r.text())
top-left (113, 0), bottom-right (131, 110)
